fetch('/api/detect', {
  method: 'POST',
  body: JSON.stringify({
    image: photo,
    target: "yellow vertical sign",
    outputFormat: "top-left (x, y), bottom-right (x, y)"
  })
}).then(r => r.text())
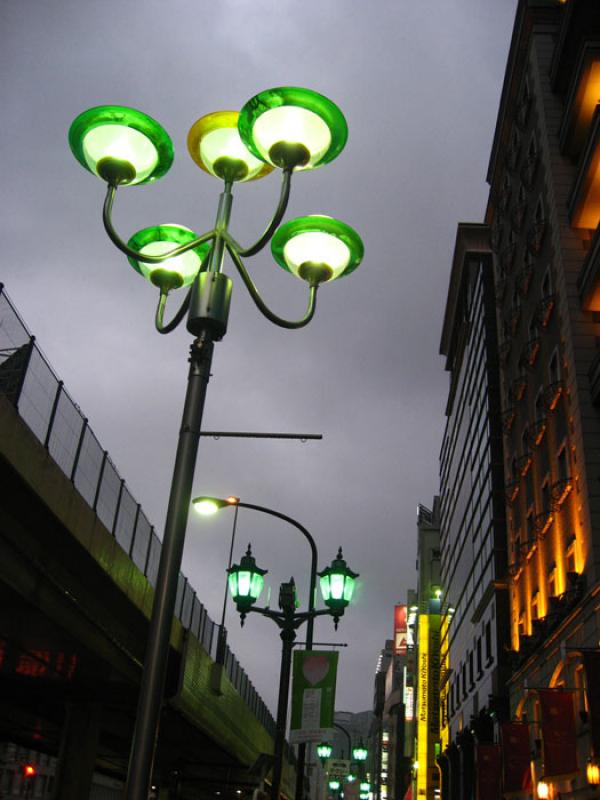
top-left (417, 615), bottom-right (429, 798)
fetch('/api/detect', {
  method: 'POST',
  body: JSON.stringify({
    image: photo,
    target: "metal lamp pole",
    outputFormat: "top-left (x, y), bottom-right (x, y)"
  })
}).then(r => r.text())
top-left (68, 89), bottom-right (364, 800)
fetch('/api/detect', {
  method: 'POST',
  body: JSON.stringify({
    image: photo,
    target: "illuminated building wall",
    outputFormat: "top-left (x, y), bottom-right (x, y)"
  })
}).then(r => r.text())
top-left (414, 502), bottom-right (441, 800)
top-left (440, 0), bottom-right (600, 793)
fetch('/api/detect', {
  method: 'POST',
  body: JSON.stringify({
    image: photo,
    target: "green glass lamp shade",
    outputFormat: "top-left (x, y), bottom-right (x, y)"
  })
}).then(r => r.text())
top-left (187, 111), bottom-right (273, 183)
top-left (127, 225), bottom-right (211, 290)
top-left (360, 793), bottom-right (370, 799)
top-left (69, 105), bottom-right (173, 185)
top-left (360, 783), bottom-right (371, 792)
top-left (227, 545), bottom-right (268, 612)
top-left (353, 746), bottom-right (368, 762)
top-left (347, 774), bottom-right (356, 783)
top-left (319, 548), bottom-right (359, 614)
top-left (271, 216), bottom-right (363, 284)
top-left (238, 87), bottom-right (347, 171)
top-left (328, 781), bottom-right (341, 791)
top-left (317, 743), bottom-right (333, 761)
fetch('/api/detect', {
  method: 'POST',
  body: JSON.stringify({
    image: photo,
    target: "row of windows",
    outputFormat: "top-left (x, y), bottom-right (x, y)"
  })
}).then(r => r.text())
top-left (447, 620), bottom-right (493, 720)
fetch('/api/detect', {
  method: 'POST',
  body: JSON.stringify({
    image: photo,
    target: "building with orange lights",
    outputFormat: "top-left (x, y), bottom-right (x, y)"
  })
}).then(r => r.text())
top-left (485, 0), bottom-right (600, 794)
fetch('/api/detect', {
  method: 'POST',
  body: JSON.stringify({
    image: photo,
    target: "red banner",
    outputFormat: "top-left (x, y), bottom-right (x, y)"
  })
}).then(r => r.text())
top-left (501, 722), bottom-right (532, 794)
top-left (539, 689), bottom-right (578, 778)
top-left (584, 653), bottom-right (600, 756)
top-left (394, 604), bottom-right (407, 655)
top-left (476, 744), bottom-right (501, 800)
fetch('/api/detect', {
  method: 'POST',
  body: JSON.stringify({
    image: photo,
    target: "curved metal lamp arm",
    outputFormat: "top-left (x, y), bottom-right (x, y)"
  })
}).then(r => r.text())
top-left (235, 169), bottom-right (292, 258)
top-left (154, 287), bottom-right (192, 334)
top-left (226, 242), bottom-right (318, 330)
top-left (102, 185), bottom-right (215, 263)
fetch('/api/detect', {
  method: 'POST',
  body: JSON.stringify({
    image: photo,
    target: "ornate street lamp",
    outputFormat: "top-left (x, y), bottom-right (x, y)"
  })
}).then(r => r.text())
top-left (317, 742), bottom-right (334, 765)
top-left (352, 742), bottom-right (368, 762)
top-left (68, 87), bottom-right (363, 800)
top-left (319, 548), bottom-right (359, 627)
top-left (193, 494), bottom-right (320, 800)
top-left (228, 545), bottom-right (359, 800)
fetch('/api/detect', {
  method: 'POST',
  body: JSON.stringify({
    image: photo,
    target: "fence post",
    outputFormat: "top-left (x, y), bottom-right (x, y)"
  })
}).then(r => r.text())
top-left (111, 478), bottom-right (125, 536)
top-left (128, 504), bottom-right (142, 559)
top-left (92, 450), bottom-right (108, 513)
top-left (70, 417), bottom-right (88, 483)
top-left (44, 380), bottom-right (64, 450)
top-left (12, 336), bottom-right (36, 410)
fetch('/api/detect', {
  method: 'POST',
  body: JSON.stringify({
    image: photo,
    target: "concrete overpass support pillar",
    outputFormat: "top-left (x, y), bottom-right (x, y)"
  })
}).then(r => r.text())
top-left (52, 701), bottom-right (101, 800)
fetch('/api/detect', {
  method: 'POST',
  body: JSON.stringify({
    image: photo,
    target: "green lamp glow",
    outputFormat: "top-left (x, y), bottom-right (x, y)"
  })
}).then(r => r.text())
top-left (238, 87), bottom-right (347, 171)
top-left (271, 216), bottom-right (363, 284)
top-left (68, 105), bottom-right (173, 185)
top-left (360, 783), bottom-right (371, 792)
top-left (192, 496), bottom-right (239, 515)
top-left (319, 548), bottom-right (359, 620)
top-left (353, 744), bottom-right (368, 762)
top-left (317, 742), bottom-right (333, 764)
top-left (227, 545), bottom-right (268, 615)
top-left (187, 111), bottom-right (273, 183)
top-left (347, 774), bottom-right (356, 783)
top-left (127, 225), bottom-right (211, 291)
top-left (328, 781), bottom-right (341, 791)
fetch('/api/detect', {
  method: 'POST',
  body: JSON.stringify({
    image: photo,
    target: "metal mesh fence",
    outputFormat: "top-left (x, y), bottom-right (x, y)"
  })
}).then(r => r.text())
top-left (0, 285), bottom-right (276, 738)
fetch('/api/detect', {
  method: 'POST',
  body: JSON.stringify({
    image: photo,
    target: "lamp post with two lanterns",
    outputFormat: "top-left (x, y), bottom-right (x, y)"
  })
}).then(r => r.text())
top-left (68, 87), bottom-right (363, 800)
top-left (227, 544), bottom-right (359, 800)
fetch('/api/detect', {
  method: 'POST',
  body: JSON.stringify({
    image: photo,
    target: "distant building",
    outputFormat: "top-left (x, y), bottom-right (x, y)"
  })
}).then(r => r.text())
top-left (413, 501), bottom-right (441, 800)
top-left (437, 224), bottom-right (510, 795)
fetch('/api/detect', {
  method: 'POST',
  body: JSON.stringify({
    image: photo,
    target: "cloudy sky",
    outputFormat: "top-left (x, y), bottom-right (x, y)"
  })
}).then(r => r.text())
top-left (1, 0), bottom-right (518, 716)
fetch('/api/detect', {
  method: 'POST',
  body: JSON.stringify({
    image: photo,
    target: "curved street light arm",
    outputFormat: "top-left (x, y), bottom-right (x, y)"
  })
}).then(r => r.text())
top-left (235, 169), bottom-right (293, 257)
top-left (226, 242), bottom-right (318, 329)
top-left (154, 287), bottom-right (192, 335)
top-left (102, 185), bottom-right (215, 263)
top-left (235, 501), bottom-right (318, 643)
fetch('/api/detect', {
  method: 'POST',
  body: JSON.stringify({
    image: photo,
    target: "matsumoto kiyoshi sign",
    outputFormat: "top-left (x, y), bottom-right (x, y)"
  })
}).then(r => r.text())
top-left (290, 651), bottom-right (339, 743)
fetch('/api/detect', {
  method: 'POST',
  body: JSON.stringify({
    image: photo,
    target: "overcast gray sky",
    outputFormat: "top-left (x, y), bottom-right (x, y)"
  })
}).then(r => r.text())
top-left (1, 0), bottom-right (518, 715)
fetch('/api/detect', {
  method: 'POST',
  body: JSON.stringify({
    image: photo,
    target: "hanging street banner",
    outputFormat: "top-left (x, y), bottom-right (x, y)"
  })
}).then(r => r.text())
top-left (539, 689), bottom-right (578, 778)
top-left (500, 722), bottom-right (532, 794)
top-left (290, 651), bottom-right (339, 743)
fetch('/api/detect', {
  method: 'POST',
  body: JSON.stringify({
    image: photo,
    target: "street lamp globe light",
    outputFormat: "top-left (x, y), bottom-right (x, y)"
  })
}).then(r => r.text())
top-left (227, 545), bottom-right (267, 621)
top-left (353, 743), bottom-right (368, 762)
top-left (317, 742), bottom-right (333, 765)
top-left (318, 547), bottom-right (359, 626)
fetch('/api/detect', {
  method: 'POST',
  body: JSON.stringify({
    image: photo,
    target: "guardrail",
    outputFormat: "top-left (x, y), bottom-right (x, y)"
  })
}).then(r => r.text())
top-left (0, 284), bottom-right (277, 739)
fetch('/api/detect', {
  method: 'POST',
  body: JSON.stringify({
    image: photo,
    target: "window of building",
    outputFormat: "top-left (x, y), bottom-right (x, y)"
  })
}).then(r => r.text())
top-left (462, 663), bottom-right (467, 700)
top-left (476, 637), bottom-right (483, 676)
top-left (542, 267), bottom-right (553, 298)
top-left (518, 611), bottom-right (525, 637)
top-left (566, 536), bottom-right (577, 574)
top-left (542, 479), bottom-right (551, 513)
top-left (535, 196), bottom-right (544, 224)
top-left (557, 445), bottom-right (569, 482)
top-left (485, 620), bottom-right (493, 663)
top-left (518, 183), bottom-right (526, 206)
top-left (549, 349), bottom-right (560, 385)
top-left (469, 651), bottom-right (474, 688)
top-left (528, 135), bottom-right (538, 161)
top-left (526, 508), bottom-right (535, 544)
top-left (548, 564), bottom-right (556, 598)
top-left (531, 589), bottom-right (539, 621)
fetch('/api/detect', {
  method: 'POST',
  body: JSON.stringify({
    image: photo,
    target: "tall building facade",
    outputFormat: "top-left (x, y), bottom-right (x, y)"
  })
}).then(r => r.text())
top-left (437, 225), bottom-right (510, 794)
top-left (485, 0), bottom-right (600, 792)
top-left (413, 501), bottom-right (441, 800)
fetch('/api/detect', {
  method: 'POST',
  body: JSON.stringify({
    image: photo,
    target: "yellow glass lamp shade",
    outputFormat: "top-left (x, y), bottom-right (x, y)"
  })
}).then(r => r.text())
top-left (537, 781), bottom-right (549, 799)
top-left (127, 225), bottom-right (211, 291)
top-left (187, 111), bottom-right (273, 183)
top-left (271, 216), bottom-right (363, 284)
top-left (239, 87), bottom-right (348, 171)
top-left (68, 105), bottom-right (173, 185)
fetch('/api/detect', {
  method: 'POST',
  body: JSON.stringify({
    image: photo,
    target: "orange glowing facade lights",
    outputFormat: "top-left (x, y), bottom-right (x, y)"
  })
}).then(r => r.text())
top-left (588, 758), bottom-right (600, 785)
top-left (537, 780), bottom-right (549, 799)
top-left (23, 765), bottom-right (36, 777)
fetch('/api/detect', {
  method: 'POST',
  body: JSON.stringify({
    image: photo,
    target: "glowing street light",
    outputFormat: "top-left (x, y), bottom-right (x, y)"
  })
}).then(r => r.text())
top-left (68, 86), bottom-right (363, 800)
top-left (228, 545), bottom-right (359, 800)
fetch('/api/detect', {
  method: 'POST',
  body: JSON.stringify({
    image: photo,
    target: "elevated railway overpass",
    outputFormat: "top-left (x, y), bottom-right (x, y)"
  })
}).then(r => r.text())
top-left (0, 287), bottom-right (295, 799)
